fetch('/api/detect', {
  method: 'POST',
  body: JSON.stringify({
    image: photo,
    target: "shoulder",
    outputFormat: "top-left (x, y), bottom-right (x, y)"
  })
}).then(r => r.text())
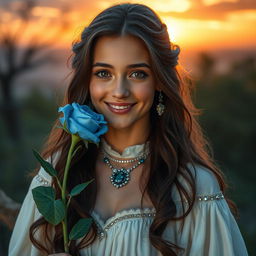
top-left (172, 163), bottom-right (222, 202)
top-left (188, 163), bottom-right (221, 195)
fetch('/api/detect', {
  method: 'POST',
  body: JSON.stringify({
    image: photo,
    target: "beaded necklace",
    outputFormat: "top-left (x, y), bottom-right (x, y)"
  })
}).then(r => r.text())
top-left (101, 148), bottom-right (150, 189)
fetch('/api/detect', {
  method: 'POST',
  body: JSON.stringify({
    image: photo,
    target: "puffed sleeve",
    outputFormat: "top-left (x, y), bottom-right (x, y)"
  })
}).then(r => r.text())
top-left (8, 154), bottom-right (57, 256)
top-left (163, 164), bottom-right (248, 256)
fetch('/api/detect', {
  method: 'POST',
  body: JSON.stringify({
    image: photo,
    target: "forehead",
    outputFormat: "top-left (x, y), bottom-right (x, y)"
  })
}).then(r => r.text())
top-left (92, 35), bottom-right (151, 64)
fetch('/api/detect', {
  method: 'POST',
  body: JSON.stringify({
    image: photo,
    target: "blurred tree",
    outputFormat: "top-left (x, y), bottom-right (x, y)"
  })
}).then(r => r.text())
top-left (197, 52), bottom-right (215, 82)
top-left (0, 1), bottom-right (70, 252)
top-left (0, 87), bottom-right (59, 255)
top-left (0, 0), bottom-right (70, 142)
top-left (194, 53), bottom-right (256, 255)
top-left (0, 189), bottom-right (20, 230)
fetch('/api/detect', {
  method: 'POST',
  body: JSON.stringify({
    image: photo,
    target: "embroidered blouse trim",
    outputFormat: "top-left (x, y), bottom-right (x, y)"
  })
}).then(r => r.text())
top-left (35, 173), bottom-right (225, 239)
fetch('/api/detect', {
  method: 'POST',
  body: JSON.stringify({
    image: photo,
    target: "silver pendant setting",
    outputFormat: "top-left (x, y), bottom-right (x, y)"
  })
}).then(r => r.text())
top-left (110, 168), bottom-right (130, 188)
top-left (103, 156), bottom-right (146, 189)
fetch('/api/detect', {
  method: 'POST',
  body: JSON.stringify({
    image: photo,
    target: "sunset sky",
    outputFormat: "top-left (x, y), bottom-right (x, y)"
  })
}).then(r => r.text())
top-left (1, 0), bottom-right (256, 52)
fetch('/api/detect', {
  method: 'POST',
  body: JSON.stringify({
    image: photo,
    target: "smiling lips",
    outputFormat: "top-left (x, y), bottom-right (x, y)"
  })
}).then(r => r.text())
top-left (105, 102), bottom-right (136, 114)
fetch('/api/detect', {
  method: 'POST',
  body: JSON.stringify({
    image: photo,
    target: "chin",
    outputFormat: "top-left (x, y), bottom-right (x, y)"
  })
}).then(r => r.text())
top-left (107, 119), bottom-right (135, 130)
top-left (109, 123), bottom-right (132, 130)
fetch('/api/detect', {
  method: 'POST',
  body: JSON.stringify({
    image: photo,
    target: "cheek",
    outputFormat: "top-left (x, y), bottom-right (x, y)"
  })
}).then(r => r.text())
top-left (89, 82), bottom-right (105, 103)
top-left (135, 83), bottom-right (155, 105)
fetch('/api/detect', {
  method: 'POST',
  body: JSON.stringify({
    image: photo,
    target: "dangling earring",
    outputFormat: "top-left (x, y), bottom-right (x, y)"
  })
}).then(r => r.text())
top-left (156, 91), bottom-right (165, 116)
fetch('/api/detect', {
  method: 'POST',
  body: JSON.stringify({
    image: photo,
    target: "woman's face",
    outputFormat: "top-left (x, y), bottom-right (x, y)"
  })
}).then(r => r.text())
top-left (89, 35), bottom-right (157, 131)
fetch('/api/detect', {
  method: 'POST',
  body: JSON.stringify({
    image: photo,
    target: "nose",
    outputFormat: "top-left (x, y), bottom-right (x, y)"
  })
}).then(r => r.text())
top-left (111, 77), bottom-right (130, 99)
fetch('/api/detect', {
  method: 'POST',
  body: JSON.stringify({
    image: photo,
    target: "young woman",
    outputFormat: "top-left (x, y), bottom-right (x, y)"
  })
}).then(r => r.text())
top-left (9, 3), bottom-right (248, 256)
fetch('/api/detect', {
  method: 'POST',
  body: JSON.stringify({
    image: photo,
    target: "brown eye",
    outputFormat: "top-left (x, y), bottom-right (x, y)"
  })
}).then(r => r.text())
top-left (130, 71), bottom-right (148, 79)
top-left (94, 70), bottom-right (111, 78)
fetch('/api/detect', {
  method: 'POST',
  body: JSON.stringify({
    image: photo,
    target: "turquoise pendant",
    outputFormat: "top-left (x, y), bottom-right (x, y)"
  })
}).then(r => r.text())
top-left (110, 168), bottom-right (130, 188)
top-left (103, 156), bottom-right (147, 189)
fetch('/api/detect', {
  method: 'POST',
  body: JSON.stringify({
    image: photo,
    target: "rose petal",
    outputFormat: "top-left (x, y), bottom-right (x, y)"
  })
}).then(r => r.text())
top-left (58, 104), bottom-right (73, 131)
top-left (72, 103), bottom-right (93, 118)
top-left (72, 114), bottom-right (100, 133)
top-left (68, 117), bottom-right (83, 135)
top-left (78, 129), bottom-right (100, 143)
top-left (58, 103), bottom-right (108, 143)
top-left (95, 125), bottom-right (108, 137)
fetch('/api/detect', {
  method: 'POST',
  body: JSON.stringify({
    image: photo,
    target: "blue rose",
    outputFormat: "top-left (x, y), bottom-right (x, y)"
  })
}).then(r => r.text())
top-left (58, 103), bottom-right (108, 143)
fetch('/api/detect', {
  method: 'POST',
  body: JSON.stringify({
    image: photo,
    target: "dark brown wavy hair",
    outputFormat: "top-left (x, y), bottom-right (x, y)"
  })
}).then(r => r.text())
top-left (29, 3), bottom-right (235, 255)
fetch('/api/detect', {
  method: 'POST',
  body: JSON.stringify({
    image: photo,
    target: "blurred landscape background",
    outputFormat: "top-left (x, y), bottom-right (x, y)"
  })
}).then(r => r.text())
top-left (0, 0), bottom-right (255, 255)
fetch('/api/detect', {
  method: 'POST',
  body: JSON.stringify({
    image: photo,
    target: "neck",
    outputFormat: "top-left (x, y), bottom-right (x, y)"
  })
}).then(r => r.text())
top-left (103, 126), bottom-right (150, 154)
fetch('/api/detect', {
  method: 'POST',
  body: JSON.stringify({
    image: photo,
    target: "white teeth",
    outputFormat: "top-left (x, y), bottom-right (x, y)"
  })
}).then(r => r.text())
top-left (109, 104), bottom-right (131, 110)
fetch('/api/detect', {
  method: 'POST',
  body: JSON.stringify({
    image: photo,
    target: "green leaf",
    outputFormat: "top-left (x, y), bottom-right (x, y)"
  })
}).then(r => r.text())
top-left (69, 180), bottom-right (94, 197)
top-left (32, 150), bottom-right (57, 177)
top-left (69, 218), bottom-right (93, 240)
top-left (32, 186), bottom-right (65, 225)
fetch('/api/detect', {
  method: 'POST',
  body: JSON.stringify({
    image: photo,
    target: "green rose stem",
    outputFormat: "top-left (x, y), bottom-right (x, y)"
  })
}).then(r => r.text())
top-left (61, 134), bottom-right (81, 252)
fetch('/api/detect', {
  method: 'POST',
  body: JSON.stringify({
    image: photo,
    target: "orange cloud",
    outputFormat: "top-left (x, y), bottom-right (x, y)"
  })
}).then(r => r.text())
top-left (160, 0), bottom-right (256, 20)
top-left (1, 0), bottom-right (255, 51)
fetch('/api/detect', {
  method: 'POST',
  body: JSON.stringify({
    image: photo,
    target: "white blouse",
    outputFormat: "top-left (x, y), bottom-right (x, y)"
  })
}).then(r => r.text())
top-left (9, 140), bottom-right (248, 256)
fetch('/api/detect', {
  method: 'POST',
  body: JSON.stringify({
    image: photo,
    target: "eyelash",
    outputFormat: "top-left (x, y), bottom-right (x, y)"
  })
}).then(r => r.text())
top-left (93, 70), bottom-right (148, 79)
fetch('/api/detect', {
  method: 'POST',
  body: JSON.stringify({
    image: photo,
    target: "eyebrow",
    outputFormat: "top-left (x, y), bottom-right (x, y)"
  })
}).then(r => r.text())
top-left (92, 62), bottom-right (151, 69)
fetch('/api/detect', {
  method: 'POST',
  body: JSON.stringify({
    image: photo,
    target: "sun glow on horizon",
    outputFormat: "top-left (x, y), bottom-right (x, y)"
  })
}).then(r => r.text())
top-left (32, 7), bottom-right (61, 18)
top-left (1, 2), bottom-right (255, 51)
top-left (158, 8), bottom-right (256, 50)
top-left (144, 0), bottom-right (191, 13)
top-left (202, 0), bottom-right (238, 6)
top-left (162, 17), bottom-right (181, 43)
